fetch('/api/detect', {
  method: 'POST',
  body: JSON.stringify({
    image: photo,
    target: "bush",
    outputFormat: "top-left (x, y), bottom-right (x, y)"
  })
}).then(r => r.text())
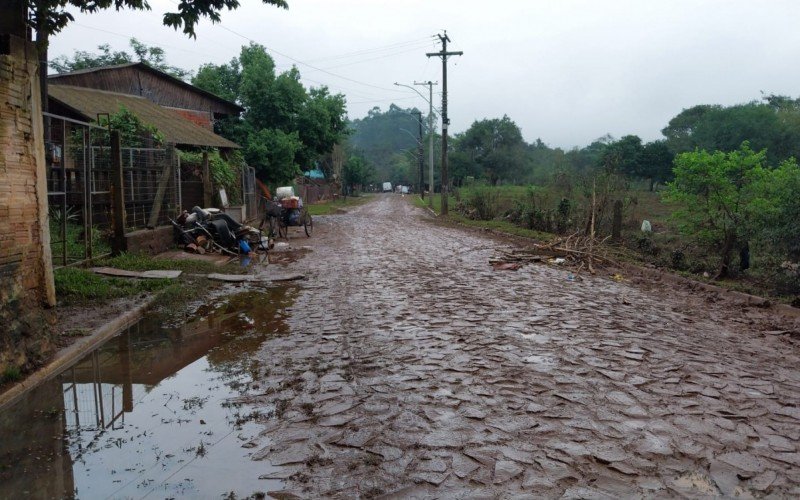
top-left (179, 149), bottom-right (243, 204)
top-left (465, 186), bottom-right (500, 220)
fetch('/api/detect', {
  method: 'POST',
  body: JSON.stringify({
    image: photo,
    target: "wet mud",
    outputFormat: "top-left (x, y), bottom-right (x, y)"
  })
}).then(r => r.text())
top-left (4, 195), bottom-right (799, 498)
top-left (243, 195), bottom-right (800, 498)
top-left (0, 287), bottom-right (298, 499)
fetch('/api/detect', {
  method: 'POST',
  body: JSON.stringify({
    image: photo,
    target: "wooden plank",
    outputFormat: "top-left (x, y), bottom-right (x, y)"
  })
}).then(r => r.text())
top-left (146, 144), bottom-right (175, 228)
top-left (206, 273), bottom-right (305, 283)
top-left (110, 130), bottom-right (127, 254)
top-left (90, 267), bottom-right (182, 279)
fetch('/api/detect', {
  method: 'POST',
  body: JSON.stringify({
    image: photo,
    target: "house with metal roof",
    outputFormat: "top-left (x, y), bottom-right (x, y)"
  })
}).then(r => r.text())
top-left (48, 85), bottom-right (239, 149)
top-left (48, 62), bottom-right (242, 132)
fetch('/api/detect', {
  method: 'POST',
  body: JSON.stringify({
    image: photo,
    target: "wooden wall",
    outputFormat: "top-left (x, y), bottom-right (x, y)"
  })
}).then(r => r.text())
top-left (50, 65), bottom-right (240, 117)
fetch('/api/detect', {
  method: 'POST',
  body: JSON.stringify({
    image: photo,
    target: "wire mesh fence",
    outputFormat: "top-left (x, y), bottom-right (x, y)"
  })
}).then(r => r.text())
top-left (46, 113), bottom-right (178, 267)
top-left (45, 113), bottom-right (113, 267)
top-left (119, 147), bottom-right (179, 230)
top-left (243, 166), bottom-right (258, 221)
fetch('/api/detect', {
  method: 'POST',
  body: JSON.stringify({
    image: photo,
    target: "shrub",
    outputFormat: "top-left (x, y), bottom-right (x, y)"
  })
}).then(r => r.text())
top-left (465, 186), bottom-right (500, 220)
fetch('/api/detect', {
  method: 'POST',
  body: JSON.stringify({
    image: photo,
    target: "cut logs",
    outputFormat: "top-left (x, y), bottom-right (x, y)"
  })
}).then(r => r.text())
top-left (490, 232), bottom-right (618, 274)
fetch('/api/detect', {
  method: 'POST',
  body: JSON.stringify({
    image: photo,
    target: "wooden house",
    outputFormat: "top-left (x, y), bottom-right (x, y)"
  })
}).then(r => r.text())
top-left (48, 62), bottom-right (242, 131)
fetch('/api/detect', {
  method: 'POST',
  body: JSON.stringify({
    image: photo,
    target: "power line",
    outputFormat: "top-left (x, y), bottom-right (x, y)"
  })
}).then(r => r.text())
top-left (304, 36), bottom-right (436, 64)
top-left (316, 44), bottom-right (437, 72)
top-left (215, 24), bottom-right (408, 93)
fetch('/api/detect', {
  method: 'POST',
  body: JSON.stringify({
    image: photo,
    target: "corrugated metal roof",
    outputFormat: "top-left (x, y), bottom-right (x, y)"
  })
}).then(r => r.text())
top-left (49, 85), bottom-right (240, 149)
top-left (50, 62), bottom-right (244, 113)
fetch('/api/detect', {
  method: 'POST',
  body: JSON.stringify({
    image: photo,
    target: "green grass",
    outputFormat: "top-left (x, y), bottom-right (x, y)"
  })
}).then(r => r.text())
top-left (413, 194), bottom-right (444, 214)
top-left (306, 194), bottom-right (374, 216)
top-left (411, 193), bottom-right (553, 241)
top-left (98, 252), bottom-right (247, 275)
top-left (54, 267), bottom-right (173, 305)
top-left (50, 222), bottom-right (112, 265)
top-left (1, 366), bottom-right (22, 384)
top-left (447, 213), bottom-right (555, 241)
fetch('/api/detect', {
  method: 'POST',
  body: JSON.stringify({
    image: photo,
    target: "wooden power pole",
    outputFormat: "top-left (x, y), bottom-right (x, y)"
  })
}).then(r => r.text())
top-left (427, 32), bottom-right (462, 215)
top-left (413, 110), bottom-right (423, 196)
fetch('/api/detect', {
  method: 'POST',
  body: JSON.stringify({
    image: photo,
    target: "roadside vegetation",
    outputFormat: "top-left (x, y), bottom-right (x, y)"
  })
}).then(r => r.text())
top-left (307, 194), bottom-right (373, 216)
top-left (53, 253), bottom-right (248, 306)
top-left (388, 96), bottom-right (800, 303)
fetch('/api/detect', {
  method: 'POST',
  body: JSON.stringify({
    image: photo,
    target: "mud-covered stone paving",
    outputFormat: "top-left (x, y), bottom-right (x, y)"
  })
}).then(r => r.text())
top-left (246, 195), bottom-right (800, 498)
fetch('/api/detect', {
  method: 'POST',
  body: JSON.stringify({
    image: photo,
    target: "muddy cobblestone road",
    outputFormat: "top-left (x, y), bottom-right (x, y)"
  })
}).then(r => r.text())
top-left (247, 195), bottom-right (800, 498)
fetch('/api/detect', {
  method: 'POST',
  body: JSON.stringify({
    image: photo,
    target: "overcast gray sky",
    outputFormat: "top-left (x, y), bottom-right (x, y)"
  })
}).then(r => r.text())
top-left (49, 0), bottom-right (800, 149)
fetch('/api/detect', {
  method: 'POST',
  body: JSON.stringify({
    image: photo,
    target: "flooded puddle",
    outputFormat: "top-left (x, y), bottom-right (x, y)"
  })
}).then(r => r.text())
top-left (0, 287), bottom-right (298, 499)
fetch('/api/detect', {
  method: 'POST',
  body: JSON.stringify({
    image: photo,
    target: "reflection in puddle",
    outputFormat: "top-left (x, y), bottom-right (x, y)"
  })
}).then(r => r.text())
top-left (0, 287), bottom-right (298, 499)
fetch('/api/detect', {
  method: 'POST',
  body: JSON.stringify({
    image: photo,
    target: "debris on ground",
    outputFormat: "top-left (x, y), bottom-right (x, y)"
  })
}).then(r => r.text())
top-left (90, 267), bottom-right (182, 279)
top-left (491, 262), bottom-right (523, 271)
top-left (206, 273), bottom-right (305, 283)
top-left (490, 232), bottom-right (618, 274)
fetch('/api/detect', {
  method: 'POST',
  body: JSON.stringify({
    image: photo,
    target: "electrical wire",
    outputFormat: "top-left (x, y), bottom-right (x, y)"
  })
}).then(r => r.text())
top-left (215, 24), bottom-right (410, 93)
top-left (304, 36), bottom-right (436, 64)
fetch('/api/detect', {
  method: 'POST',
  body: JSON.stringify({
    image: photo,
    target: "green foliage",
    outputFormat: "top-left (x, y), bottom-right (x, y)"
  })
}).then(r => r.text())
top-left (50, 38), bottom-right (191, 79)
top-left (342, 155), bottom-right (374, 191)
top-left (192, 44), bottom-right (348, 184)
top-left (49, 219), bottom-right (111, 262)
top-left (454, 115), bottom-right (527, 185)
top-left (194, 60), bottom-right (241, 103)
top-left (662, 99), bottom-right (800, 164)
top-left (98, 106), bottom-right (165, 147)
top-left (179, 149), bottom-right (243, 203)
top-left (347, 105), bottom-right (432, 185)
top-left (665, 142), bottom-right (785, 279)
top-left (464, 186), bottom-right (500, 220)
top-left (306, 195), bottom-right (373, 216)
top-left (100, 252), bottom-right (248, 274)
top-left (244, 129), bottom-right (303, 185)
top-left (30, 0), bottom-right (287, 38)
top-left (1, 366), bottom-right (22, 384)
top-left (598, 135), bottom-right (643, 175)
top-left (54, 267), bottom-right (172, 305)
top-left (639, 140), bottom-right (675, 189)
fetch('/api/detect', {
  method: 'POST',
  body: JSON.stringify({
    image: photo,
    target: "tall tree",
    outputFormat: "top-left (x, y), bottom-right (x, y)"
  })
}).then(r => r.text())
top-left (50, 38), bottom-right (191, 79)
top-left (639, 140), bottom-right (674, 190)
top-left (661, 104), bottom-right (717, 154)
top-left (455, 115), bottom-right (526, 185)
top-left (665, 142), bottom-right (770, 279)
top-left (347, 104), bottom-right (429, 183)
top-left (23, 0), bottom-right (287, 110)
top-left (192, 43), bottom-right (348, 184)
top-left (661, 99), bottom-right (800, 164)
top-left (598, 135), bottom-right (643, 176)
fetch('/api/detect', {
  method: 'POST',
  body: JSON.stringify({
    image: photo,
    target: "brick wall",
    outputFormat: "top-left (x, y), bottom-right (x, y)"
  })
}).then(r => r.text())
top-left (0, 35), bottom-right (56, 375)
top-left (167, 107), bottom-right (214, 130)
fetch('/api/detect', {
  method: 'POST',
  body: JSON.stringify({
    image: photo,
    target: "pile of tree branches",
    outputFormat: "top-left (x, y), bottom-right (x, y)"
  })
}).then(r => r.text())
top-left (490, 231), bottom-right (618, 274)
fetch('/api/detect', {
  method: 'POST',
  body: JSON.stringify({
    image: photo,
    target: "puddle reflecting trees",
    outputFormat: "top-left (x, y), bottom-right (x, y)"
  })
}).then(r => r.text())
top-left (0, 287), bottom-right (297, 499)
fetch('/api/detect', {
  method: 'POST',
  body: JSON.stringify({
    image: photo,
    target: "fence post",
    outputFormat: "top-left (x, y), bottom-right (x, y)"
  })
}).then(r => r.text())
top-left (612, 199), bottom-right (623, 241)
top-left (147, 144), bottom-right (176, 228)
top-left (111, 130), bottom-right (127, 254)
top-left (202, 151), bottom-right (212, 207)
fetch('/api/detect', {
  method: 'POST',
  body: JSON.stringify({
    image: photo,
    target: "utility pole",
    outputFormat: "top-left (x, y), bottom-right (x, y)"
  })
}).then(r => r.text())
top-left (413, 110), bottom-right (423, 197)
top-left (427, 31), bottom-right (462, 215)
top-left (414, 80), bottom-right (437, 208)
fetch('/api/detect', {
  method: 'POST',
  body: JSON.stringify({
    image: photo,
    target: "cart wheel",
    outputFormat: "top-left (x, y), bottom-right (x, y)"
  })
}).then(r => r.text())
top-left (304, 213), bottom-right (313, 237)
top-left (267, 216), bottom-right (279, 238)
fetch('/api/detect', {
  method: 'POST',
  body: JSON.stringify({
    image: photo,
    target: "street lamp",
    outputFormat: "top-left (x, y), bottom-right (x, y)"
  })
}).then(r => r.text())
top-left (394, 82), bottom-right (437, 207)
